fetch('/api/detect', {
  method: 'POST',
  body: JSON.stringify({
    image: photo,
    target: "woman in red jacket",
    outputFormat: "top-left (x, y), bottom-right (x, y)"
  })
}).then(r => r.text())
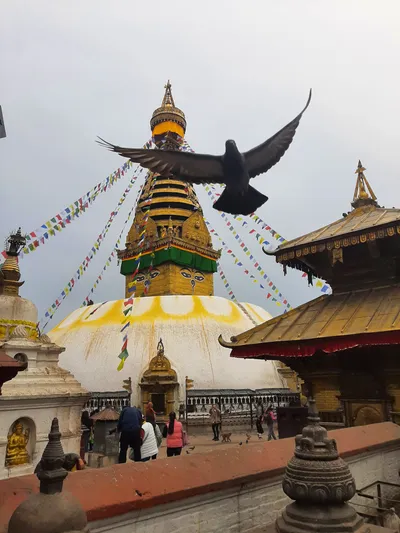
top-left (163, 411), bottom-right (183, 457)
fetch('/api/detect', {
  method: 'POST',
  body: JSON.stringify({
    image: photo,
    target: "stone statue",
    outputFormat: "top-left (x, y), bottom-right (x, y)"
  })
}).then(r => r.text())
top-left (5, 421), bottom-right (30, 466)
top-left (97, 90), bottom-right (311, 216)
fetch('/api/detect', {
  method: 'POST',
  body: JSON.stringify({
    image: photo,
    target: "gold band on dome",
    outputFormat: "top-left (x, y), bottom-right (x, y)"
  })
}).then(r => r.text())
top-left (0, 319), bottom-right (38, 340)
top-left (152, 121), bottom-right (185, 138)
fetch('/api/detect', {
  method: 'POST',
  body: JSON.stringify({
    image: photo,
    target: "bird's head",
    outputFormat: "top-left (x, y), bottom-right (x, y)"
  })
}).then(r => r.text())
top-left (225, 139), bottom-right (237, 153)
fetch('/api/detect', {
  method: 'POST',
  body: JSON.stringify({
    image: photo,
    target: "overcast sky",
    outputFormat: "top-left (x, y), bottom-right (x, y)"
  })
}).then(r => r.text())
top-left (1, 1), bottom-right (400, 330)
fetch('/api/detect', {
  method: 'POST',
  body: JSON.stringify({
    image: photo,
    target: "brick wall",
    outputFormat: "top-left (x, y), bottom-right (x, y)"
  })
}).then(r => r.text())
top-left (313, 377), bottom-right (341, 410)
top-left (1, 423), bottom-right (400, 533)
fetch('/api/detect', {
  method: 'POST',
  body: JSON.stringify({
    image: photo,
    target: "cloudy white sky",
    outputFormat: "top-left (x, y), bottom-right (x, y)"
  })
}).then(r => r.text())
top-left (1, 1), bottom-right (400, 330)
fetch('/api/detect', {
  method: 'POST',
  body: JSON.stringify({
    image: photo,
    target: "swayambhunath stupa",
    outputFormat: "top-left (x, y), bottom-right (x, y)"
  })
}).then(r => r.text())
top-left (47, 82), bottom-right (288, 413)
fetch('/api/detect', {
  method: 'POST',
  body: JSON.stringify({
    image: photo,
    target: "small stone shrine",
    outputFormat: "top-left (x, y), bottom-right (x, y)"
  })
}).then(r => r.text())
top-left (88, 405), bottom-right (119, 468)
top-left (275, 399), bottom-right (364, 533)
top-left (8, 417), bottom-right (89, 533)
top-left (0, 229), bottom-right (89, 479)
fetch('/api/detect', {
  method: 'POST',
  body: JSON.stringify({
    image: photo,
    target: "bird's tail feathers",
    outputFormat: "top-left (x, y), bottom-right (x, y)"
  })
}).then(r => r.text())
top-left (213, 186), bottom-right (268, 216)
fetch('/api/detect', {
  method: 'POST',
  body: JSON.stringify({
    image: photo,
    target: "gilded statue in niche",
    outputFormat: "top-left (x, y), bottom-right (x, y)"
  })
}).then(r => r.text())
top-left (5, 420), bottom-right (30, 467)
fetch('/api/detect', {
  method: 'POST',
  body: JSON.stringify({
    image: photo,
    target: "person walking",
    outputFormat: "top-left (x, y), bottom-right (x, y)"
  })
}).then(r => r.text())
top-left (256, 399), bottom-right (264, 439)
top-left (163, 411), bottom-right (184, 457)
top-left (80, 410), bottom-right (93, 461)
top-left (265, 406), bottom-right (277, 441)
top-left (117, 405), bottom-right (143, 463)
top-left (139, 418), bottom-right (158, 462)
top-left (209, 404), bottom-right (221, 441)
top-left (145, 401), bottom-right (156, 427)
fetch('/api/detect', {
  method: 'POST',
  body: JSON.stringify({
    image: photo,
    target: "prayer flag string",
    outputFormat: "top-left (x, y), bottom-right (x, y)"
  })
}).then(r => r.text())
top-left (80, 182), bottom-right (145, 306)
top-left (117, 170), bottom-right (157, 371)
top-left (178, 139), bottom-right (290, 306)
top-left (40, 166), bottom-right (145, 329)
top-left (203, 187), bottom-right (291, 308)
top-left (180, 138), bottom-right (330, 296)
top-left (204, 217), bottom-right (289, 310)
top-left (217, 263), bottom-right (237, 302)
top-left (0, 138), bottom-right (155, 264)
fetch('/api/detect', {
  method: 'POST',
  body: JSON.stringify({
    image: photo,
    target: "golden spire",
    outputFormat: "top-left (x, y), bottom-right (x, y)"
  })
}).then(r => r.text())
top-left (0, 229), bottom-right (26, 297)
top-left (351, 160), bottom-right (378, 209)
top-left (162, 80), bottom-right (175, 107)
top-left (150, 80), bottom-right (187, 140)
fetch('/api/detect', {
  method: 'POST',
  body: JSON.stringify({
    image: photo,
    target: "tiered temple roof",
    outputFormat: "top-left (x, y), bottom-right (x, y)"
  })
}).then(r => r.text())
top-left (220, 161), bottom-right (400, 359)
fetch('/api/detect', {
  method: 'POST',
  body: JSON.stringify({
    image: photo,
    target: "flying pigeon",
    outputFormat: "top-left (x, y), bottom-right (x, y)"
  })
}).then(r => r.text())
top-left (97, 90), bottom-right (311, 216)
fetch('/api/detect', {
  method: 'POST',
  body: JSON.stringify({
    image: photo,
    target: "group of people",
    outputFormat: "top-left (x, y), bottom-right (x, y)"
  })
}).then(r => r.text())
top-left (117, 402), bottom-right (186, 463)
top-left (84, 399), bottom-right (277, 464)
top-left (209, 401), bottom-right (277, 441)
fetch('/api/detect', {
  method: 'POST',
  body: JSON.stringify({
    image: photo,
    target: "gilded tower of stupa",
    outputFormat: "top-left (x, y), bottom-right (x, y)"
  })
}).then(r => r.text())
top-left (118, 82), bottom-right (220, 298)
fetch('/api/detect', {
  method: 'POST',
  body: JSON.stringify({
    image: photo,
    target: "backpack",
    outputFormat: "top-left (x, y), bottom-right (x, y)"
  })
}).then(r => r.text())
top-left (154, 424), bottom-right (163, 447)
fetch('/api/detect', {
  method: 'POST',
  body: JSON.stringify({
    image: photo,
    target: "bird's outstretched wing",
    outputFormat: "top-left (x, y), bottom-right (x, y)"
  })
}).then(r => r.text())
top-left (97, 139), bottom-right (225, 184)
top-left (243, 89), bottom-right (312, 179)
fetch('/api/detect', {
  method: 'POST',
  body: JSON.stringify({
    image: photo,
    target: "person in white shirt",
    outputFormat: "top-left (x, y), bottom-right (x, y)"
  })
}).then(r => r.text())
top-left (140, 420), bottom-right (158, 462)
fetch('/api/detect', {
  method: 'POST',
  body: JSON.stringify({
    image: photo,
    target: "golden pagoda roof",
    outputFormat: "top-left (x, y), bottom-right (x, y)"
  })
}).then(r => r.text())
top-left (219, 284), bottom-right (400, 357)
top-left (271, 162), bottom-right (400, 263)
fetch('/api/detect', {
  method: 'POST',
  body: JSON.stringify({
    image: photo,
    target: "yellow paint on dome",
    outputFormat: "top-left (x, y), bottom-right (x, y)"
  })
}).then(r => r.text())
top-left (56, 308), bottom-right (87, 329)
top-left (160, 296), bottom-right (194, 316)
top-left (84, 301), bottom-right (115, 323)
top-left (50, 296), bottom-right (249, 333)
top-left (128, 297), bottom-right (155, 317)
top-left (199, 296), bottom-right (233, 317)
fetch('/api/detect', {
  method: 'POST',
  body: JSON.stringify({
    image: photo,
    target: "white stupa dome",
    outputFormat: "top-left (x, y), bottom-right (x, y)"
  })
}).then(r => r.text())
top-left (48, 295), bottom-right (285, 403)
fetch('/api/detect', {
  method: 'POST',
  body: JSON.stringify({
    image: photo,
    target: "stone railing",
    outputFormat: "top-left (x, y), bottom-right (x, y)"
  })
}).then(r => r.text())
top-left (84, 391), bottom-right (130, 412)
top-left (1, 422), bottom-right (399, 533)
top-left (319, 408), bottom-right (345, 428)
top-left (187, 389), bottom-right (300, 429)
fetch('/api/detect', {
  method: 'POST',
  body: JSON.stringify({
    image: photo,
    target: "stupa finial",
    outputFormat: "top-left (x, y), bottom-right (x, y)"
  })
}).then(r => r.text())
top-left (0, 227), bottom-right (26, 296)
top-left (351, 160), bottom-right (378, 209)
top-left (36, 417), bottom-right (68, 494)
top-left (162, 80), bottom-right (175, 107)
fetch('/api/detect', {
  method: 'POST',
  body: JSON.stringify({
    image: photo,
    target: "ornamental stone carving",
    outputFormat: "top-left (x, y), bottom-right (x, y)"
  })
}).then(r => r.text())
top-left (276, 399), bottom-right (363, 533)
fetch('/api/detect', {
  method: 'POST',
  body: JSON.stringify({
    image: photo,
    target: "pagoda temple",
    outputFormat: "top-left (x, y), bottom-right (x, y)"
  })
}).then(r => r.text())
top-left (221, 161), bottom-right (400, 427)
top-left (49, 82), bottom-right (288, 419)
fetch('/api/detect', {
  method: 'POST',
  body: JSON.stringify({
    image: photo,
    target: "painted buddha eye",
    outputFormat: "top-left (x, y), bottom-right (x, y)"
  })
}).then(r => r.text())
top-left (135, 274), bottom-right (145, 282)
top-left (194, 272), bottom-right (205, 282)
top-left (150, 270), bottom-right (160, 279)
top-left (180, 270), bottom-right (191, 279)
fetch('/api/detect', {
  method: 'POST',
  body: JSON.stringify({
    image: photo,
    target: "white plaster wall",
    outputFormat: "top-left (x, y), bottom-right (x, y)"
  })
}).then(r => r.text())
top-left (88, 446), bottom-right (400, 533)
top-left (0, 398), bottom-right (83, 480)
top-left (49, 296), bottom-right (286, 397)
top-left (0, 295), bottom-right (38, 323)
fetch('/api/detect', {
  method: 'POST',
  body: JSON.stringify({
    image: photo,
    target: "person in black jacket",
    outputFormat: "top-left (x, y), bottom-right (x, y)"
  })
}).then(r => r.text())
top-left (117, 406), bottom-right (143, 463)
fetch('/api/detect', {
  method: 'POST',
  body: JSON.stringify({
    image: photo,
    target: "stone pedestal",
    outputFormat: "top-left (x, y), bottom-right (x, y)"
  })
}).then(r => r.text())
top-left (275, 399), bottom-right (363, 533)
